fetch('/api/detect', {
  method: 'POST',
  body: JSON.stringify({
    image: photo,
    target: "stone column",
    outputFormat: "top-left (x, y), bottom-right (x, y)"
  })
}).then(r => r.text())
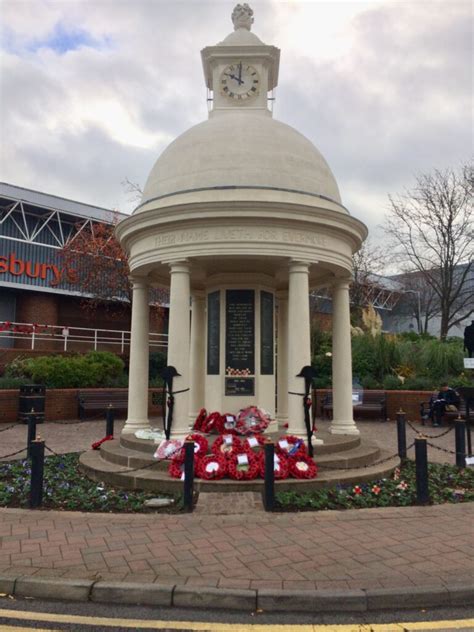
top-left (276, 291), bottom-right (288, 427)
top-left (330, 279), bottom-right (359, 435)
top-left (287, 261), bottom-right (311, 438)
top-left (122, 277), bottom-right (150, 434)
top-left (167, 261), bottom-right (191, 438)
top-left (189, 292), bottom-right (206, 423)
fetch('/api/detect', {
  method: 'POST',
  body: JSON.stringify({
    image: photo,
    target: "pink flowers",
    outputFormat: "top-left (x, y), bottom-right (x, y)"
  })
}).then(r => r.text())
top-left (353, 485), bottom-right (362, 495)
top-left (397, 481), bottom-right (409, 491)
top-left (371, 485), bottom-right (381, 495)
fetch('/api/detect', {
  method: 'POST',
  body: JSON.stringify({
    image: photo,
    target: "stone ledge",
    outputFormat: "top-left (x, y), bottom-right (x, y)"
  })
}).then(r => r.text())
top-left (257, 588), bottom-right (367, 612)
top-left (173, 585), bottom-right (257, 610)
top-left (91, 581), bottom-right (173, 606)
top-left (15, 576), bottom-right (93, 602)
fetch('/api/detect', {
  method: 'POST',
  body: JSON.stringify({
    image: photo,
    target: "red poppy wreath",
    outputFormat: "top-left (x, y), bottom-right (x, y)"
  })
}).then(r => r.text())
top-left (227, 451), bottom-right (259, 480)
top-left (275, 434), bottom-right (308, 458)
top-left (242, 434), bottom-right (266, 455)
top-left (211, 434), bottom-right (242, 458)
top-left (197, 454), bottom-right (227, 480)
top-left (184, 433), bottom-right (209, 458)
top-left (168, 458), bottom-right (185, 479)
top-left (289, 455), bottom-right (318, 479)
top-left (257, 451), bottom-right (289, 480)
top-left (193, 408), bottom-right (207, 432)
top-left (235, 406), bottom-right (270, 435)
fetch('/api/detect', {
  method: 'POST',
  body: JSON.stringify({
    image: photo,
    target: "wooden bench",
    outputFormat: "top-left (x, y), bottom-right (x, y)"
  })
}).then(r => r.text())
top-left (78, 390), bottom-right (128, 420)
top-left (321, 390), bottom-right (387, 421)
top-left (420, 392), bottom-right (466, 426)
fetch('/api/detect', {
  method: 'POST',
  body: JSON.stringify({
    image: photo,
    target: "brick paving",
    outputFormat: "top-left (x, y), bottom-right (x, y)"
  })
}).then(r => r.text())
top-left (1, 418), bottom-right (472, 594)
top-left (0, 504), bottom-right (472, 590)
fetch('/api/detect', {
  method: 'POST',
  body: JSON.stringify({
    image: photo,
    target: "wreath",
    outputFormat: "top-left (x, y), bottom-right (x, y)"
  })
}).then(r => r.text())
top-left (289, 455), bottom-right (318, 479)
top-left (227, 451), bottom-right (259, 480)
top-left (197, 454), bottom-right (228, 480)
top-left (211, 434), bottom-right (242, 458)
top-left (215, 413), bottom-right (237, 434)
top-left (242, 434), bottom-right (266, 455)
top-left (193, 408), bottom-right (207, 432)
top-left (257, 451), bottom-right (289, 480)
top-left (235, 406), bottom-right (270, 435)
top-left (184, 433), bottom-right (208, 458)
top-left (168, 458), bottom-right (185, 479)
top-left (201, 411), bottom-right (223, 434)
top-left (276, 434), bottom-right (307, 458)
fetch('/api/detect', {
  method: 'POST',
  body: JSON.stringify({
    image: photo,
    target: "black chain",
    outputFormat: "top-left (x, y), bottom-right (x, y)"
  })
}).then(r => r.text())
top-left (426, 441), bottom-right (456, 455)
top-left (44, 444), bottom-right (63, 457)
top-left (0, 447), bottom-right (27, 460)
top-left (0, 424), bottom-right (20, 433)
top-left (406, 419), bottom-right (454, 439)
top-left (317, 443), bottom-right (414, 471)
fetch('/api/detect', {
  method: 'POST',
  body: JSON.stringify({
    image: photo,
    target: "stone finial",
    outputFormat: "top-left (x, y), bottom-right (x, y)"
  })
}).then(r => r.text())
top-left (231, 3), bottom-right (254, 31)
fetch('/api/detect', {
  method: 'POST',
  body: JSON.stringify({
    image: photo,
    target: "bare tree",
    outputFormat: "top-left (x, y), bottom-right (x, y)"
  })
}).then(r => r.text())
top-left (384, 163), bottom-right (473, 339)
top-left (350, 239), bottom-right (386, 326)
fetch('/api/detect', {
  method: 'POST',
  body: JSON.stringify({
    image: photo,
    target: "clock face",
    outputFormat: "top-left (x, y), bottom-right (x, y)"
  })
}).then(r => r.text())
top-left (220, 62), bottom-right (260, 100)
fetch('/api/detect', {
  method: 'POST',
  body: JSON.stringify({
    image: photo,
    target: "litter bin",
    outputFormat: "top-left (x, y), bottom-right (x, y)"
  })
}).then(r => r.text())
top-left (18, 384), bottom-right (45, 424)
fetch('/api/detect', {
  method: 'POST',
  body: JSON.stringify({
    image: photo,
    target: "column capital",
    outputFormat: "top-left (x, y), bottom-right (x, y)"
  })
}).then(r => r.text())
top-left (332, 278), bottom-right (351, 292)
top-left (288, 260), bottom-right (311, 274)
top-left (169, 260), bottom-right (190, 274)
top-left (129, 276), bottom-right (149, 291)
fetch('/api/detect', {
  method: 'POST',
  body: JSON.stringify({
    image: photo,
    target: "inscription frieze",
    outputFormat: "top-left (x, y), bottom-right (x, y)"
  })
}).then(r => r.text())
top-left (154, 227), bottom-right (327, 247)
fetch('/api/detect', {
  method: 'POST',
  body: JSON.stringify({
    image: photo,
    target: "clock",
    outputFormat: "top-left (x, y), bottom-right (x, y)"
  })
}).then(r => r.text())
top-left (220, 62), bottom-right (260, 100)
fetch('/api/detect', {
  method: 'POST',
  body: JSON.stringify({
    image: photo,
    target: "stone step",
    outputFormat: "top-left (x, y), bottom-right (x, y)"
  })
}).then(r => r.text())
top-left (119, 429), bottom-right (361, 457)
top-left (100, 438), bottom-right (378, 471)
top-left (79, 448), bottom-right (400, 494)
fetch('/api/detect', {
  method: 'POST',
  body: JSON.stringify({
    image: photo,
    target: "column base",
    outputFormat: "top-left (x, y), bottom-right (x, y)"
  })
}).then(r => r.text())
top-left (330, 421), bottom-right (360, 436)
top-left (121, 418), bottom-right (151, 434)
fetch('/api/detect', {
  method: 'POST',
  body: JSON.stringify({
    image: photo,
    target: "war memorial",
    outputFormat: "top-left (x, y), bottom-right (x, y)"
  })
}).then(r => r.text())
top-left (79, 3), bottom-right (403, 492)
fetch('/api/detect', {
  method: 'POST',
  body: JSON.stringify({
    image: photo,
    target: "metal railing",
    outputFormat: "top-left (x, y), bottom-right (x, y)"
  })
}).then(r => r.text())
top-left (0, 321), bottom-right (168, 353)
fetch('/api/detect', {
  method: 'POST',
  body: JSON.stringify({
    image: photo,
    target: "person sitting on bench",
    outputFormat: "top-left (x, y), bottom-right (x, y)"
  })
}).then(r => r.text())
top-left (429, 382), bottom-right (460, 427)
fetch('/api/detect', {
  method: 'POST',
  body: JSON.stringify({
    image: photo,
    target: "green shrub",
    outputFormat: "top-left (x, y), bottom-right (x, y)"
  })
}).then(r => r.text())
top-left (5, 352), bottom-right (125, 389)
top-left (382, 375), bottom-right (404, 390)
top-left (403, 376), bottom-right (436, 391)
top-left (0, 376), bottom-right (31, 390)
top-left (149, 351), bottom-right (167, 381)
top-left (419, 339), bottom-right (464, 380)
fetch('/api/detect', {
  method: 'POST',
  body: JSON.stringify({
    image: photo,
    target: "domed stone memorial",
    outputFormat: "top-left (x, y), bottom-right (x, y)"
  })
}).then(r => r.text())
top-left (79, 5), bottom-right (399, 492)
top-left (116, 3), bottom-right (367, 442)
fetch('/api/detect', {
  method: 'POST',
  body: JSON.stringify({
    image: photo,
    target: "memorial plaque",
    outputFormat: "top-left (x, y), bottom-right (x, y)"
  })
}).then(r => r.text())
top-left (226, 290), bottom-right (255, 374)
top-left (260, 291), bottom-right (274, 375)
top-left (225, 377), bottom-right (255, 396)
top-left (207, 291), bottom-right (220, 374)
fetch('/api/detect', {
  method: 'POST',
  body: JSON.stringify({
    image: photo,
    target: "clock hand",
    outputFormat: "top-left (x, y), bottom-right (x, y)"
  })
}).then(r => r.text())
top-left (238, 61), bottom-right (242, 82)
top-left (224, 72), bottom-right (244, 85)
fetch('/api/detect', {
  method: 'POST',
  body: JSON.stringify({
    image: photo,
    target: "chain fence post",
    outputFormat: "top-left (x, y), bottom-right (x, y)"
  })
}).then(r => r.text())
top-left (264, 441), bottom-right (275, 512)
top-left (26, 412), bottom-right (37, 459)
top-left (455, 418), bottom-right (466, 468)
top-left (183, 440), bottom-right (194, 513)
top-left (30, 438), bottom-right (45, 508)
top-left (106, 405), bottom-right (115, 437)
top-left (396, 409), bottom-right (407, 462)
top-left (415, 436), bottom-right (430, 505)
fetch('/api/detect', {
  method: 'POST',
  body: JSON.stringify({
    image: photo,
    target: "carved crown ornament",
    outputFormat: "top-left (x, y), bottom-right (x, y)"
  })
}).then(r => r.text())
top-left (232, 3), bottom-right (254, 31)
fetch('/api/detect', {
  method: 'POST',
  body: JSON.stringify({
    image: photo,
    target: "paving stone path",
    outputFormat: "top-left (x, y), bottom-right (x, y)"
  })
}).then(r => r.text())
top-left (0, 503), bottom-right (472, 592)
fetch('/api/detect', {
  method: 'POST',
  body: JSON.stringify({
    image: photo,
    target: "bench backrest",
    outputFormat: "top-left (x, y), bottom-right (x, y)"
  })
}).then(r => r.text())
top-left (323, 390), bottom-right (386, 405)
top-left (78, 391), bottom-right (128, 403)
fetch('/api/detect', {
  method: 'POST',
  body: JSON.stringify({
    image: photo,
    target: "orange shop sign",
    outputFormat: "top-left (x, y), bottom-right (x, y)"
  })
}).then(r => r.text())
top-left (0, 252), bottom-right (77, 286)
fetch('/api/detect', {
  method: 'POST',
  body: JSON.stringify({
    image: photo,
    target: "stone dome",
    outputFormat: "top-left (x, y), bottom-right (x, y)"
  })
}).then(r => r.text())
top-left (139, 111), bottom-right (342, 211)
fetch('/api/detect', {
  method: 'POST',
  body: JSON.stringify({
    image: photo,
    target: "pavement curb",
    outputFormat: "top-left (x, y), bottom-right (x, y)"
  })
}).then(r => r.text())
top-left (1, 575), bottom-right (473, 612)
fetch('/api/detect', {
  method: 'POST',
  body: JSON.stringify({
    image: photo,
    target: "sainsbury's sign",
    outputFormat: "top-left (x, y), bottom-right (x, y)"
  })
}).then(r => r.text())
top-left (0, 241), bottom-right (80, 294)
top-left (0, 252), bottom-right (77, 286)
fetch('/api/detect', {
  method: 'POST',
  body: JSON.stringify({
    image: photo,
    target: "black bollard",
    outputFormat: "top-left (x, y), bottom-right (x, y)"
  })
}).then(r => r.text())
top-left (263, 442), bottom-right (275, 512)
top-left (183, 440), bottom-right (194, 513)
top-left (415, 436), bottom-right (430, 505)
top-left (30, 439), bottom-right (45, 509)
top-left (396, 410), bottom-right (407, 462)
top-left (106, 405), bottom-right (115, 437)
top-left (455, 418), bottom-right (466, 468)
top-left (27, 414), bottom-right (37, 459)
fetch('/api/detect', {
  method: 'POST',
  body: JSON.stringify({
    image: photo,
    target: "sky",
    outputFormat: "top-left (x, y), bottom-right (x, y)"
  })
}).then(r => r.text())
top-left (0, 0), bottom-right (472, 241)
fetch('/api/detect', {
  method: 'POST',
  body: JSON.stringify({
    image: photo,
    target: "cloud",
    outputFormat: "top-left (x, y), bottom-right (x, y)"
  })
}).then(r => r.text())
top-left (0, 0), bottom-right (471, 231)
